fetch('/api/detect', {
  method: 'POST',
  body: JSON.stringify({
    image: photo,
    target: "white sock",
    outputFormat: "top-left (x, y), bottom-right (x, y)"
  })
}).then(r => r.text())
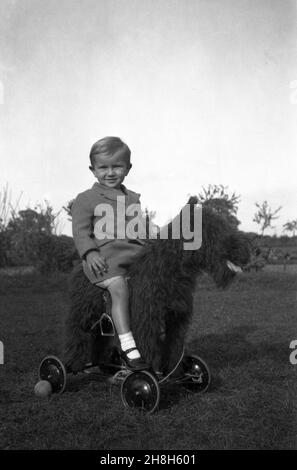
top-left (119, 331), bottom-right (141, 359)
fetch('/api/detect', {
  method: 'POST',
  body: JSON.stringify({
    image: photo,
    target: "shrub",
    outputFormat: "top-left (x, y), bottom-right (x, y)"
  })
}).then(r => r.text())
top-left (0, 230), bottom-right (11, 267)
top-left (0, 201), bottom-right (79, 273)
top-left (27, 233), bottom-right (79, 274)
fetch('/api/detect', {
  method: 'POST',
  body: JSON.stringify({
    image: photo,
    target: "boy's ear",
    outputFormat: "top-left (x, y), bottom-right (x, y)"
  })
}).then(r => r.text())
top-left (89, 165), bottom-right (95, 173)
top-left (127, 163), bottom-right (132, 173)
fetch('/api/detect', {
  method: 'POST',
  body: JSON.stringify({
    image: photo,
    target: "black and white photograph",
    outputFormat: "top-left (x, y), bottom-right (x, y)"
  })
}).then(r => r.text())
top-left (0, 0), bottom-right (296, 454)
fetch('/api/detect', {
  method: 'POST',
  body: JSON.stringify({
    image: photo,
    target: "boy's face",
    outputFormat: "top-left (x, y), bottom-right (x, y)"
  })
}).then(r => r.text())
top-left (90, 151), bottom-right (131, 189)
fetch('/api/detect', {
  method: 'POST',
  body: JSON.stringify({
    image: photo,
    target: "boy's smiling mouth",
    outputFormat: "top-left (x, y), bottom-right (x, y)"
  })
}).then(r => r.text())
top-left (103, 178), bottom-right (121, 188)
top-left (106, 178), bottom-right (118, 183)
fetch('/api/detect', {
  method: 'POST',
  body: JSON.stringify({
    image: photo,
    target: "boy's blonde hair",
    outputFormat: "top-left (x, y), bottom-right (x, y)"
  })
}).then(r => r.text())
top-left (89, 137), bottom-right (131, 167)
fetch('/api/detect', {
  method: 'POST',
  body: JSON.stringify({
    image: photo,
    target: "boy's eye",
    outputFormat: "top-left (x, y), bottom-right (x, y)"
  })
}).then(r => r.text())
top-left (96, 164), bottom-right (124, 170)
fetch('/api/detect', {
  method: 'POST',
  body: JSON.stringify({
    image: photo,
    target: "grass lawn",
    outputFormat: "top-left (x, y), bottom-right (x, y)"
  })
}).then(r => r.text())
top-left (0, 269), bottom-right (296, 450)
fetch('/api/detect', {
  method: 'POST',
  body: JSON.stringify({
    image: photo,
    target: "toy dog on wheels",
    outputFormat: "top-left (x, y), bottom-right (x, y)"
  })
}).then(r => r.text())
top-left (35, 135), bottom-right (250, 412)
top-left (36, 289), bottom-right (211, 414)
top-left (35, 204), bottom-right (249, 413)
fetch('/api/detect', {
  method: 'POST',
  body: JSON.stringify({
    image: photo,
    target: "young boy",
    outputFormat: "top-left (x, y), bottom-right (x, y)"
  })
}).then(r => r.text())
top-left (71, 136), bottom-right (149, 370)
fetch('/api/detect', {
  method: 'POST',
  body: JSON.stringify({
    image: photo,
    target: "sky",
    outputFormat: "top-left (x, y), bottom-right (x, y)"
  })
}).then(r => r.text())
top-left (0, 0), bottom-right (296, 236)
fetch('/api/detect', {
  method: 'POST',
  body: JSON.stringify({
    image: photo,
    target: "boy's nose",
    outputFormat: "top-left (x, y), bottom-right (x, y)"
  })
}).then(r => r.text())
top-left (107, 167), bottom-right (115, 175)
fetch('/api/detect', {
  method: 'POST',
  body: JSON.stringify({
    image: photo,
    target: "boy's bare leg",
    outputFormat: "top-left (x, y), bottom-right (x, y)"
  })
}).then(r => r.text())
top-left (107, 277), bottom-right (149, 369)
top-left (107, 277), bottom-right (130, 334)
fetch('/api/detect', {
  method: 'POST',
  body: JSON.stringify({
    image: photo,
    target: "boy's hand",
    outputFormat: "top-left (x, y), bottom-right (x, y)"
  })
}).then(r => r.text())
top-left (85, 251), bottom-right (108, 277)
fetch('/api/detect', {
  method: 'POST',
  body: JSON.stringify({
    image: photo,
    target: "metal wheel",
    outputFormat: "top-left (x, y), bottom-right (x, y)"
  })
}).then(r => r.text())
top-left (181, 354), bottom-right (211, 393)
top-left (121, 370), bottom-right (160, 414)
top-left (39, 355), bottom-right (67, 394)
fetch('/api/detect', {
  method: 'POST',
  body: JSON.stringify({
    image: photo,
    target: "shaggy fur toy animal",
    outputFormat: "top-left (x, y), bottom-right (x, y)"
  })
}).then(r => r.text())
top-left (64, 197), bottom-right (250, 374)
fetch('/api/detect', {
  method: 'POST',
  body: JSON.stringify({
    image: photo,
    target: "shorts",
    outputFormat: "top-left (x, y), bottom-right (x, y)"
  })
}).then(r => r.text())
top-left (96, 275), bottom-right (124, 289)
top-left (82, 239), bottom-right (144, 284)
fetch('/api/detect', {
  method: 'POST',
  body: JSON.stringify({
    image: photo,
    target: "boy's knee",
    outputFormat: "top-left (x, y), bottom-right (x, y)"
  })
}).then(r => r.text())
top-left (108, 277), bottom-right (128, 298)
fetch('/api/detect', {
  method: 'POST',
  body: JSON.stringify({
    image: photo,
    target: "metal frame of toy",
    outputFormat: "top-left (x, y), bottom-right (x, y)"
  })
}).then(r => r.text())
top-left (37, 293), bottom-right (211, 414)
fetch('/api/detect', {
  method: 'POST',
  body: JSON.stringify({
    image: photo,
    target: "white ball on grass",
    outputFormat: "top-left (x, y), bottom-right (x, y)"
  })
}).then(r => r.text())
top-left (34, 380), bottom-right (53, 398)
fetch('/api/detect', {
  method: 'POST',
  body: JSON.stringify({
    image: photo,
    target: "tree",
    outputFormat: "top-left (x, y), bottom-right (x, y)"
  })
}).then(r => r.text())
top-left (5, 202), bottom-right (62, 266)
top-left (283, 220), bottom-right (297, 237)
top-left (0, 184), bottom-right (22, 267)
top-left (253, 201), bottom-right (282, 236)
top-left (197, 184), bottom-right (241, 228)
top-left (0, 183), bottom-right (22, 231)
top-left (7, 202), bottom-right (60, 236)
top-left (63, 199), bottom-right (74, 221)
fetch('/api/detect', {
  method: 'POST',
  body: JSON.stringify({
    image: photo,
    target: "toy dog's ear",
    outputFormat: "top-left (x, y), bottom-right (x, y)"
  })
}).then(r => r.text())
top-left (187, 195), bottom-right (198, 206)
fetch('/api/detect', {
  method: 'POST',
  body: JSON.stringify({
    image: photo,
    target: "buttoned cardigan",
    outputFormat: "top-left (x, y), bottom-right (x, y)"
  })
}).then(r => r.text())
top-left (71, 182), bottom-right (146, 283)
